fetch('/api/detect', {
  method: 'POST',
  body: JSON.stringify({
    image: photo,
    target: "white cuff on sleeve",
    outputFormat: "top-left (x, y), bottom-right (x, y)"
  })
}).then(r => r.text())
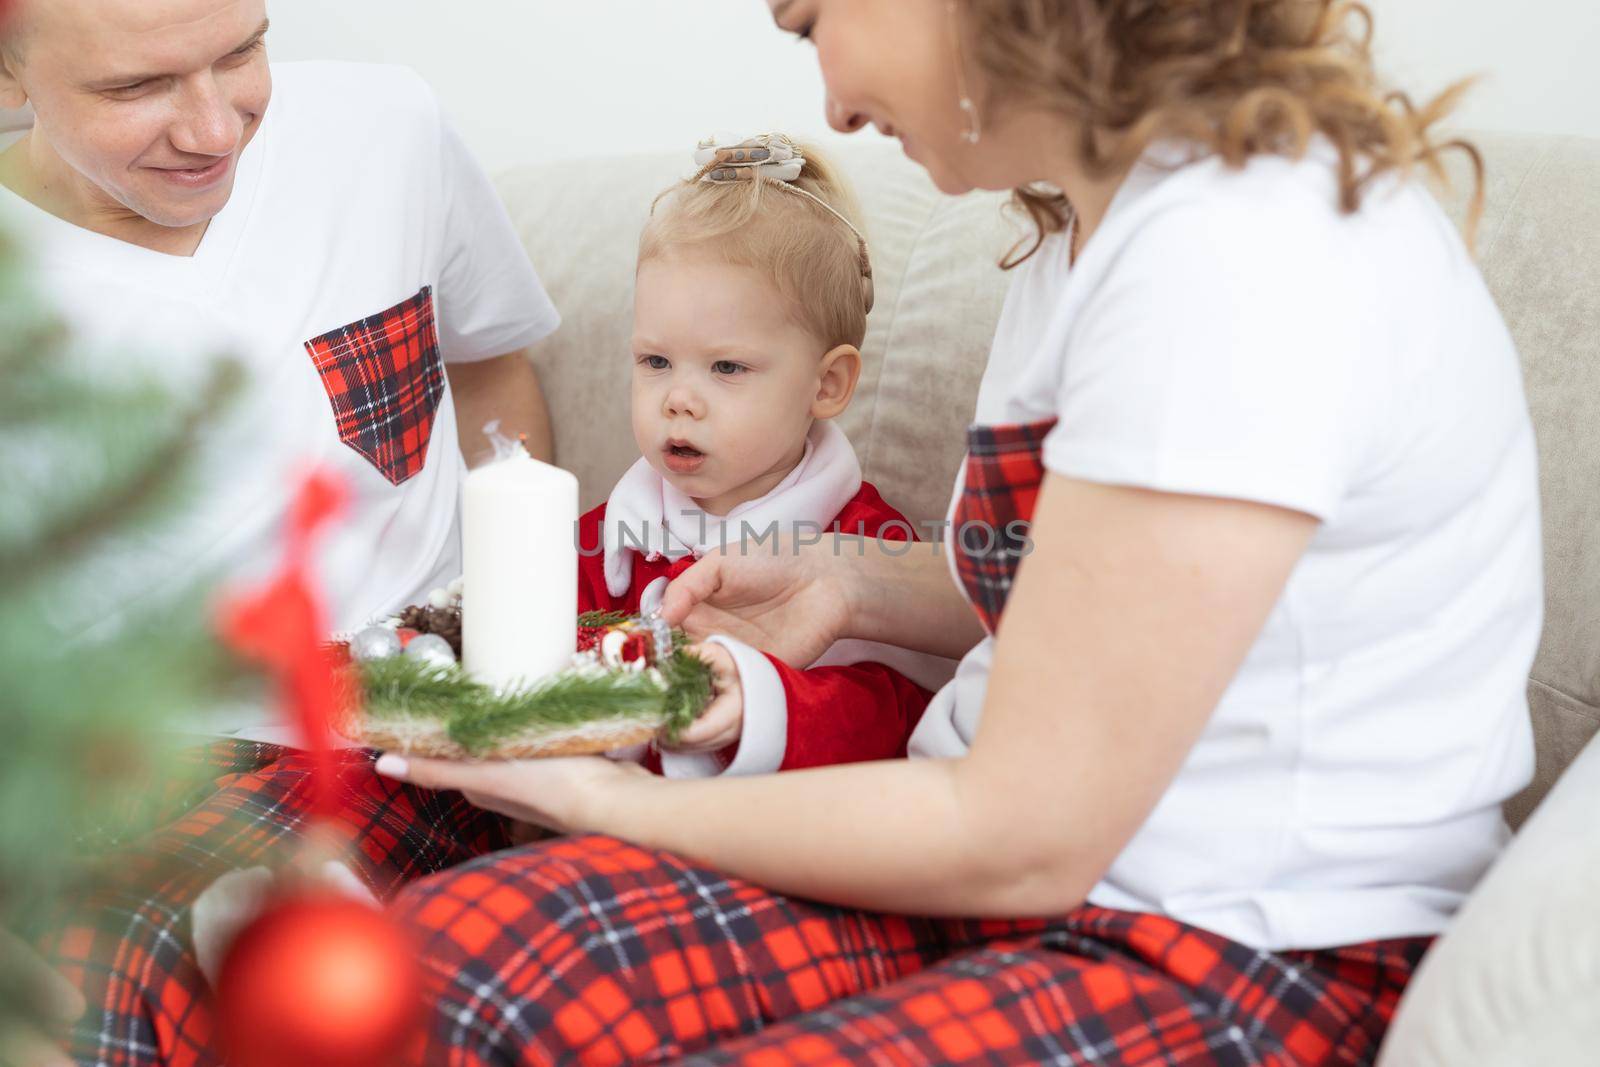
top-left (658, 634), bottom-right (788, 779)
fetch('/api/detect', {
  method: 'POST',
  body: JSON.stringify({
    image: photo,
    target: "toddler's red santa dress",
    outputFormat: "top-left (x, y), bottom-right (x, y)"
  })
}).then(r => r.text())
top-left (578, 420), bottom-right (950, 775)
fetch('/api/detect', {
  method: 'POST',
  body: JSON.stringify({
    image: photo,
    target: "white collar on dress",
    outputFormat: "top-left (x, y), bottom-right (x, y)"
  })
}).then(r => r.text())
top-left (601, 420), bottom-right (862, 599)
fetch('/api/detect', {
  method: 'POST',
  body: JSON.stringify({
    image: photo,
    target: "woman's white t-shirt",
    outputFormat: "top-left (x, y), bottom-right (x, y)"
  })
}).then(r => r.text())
top-left (908, 143), bottom-right (1543, 951)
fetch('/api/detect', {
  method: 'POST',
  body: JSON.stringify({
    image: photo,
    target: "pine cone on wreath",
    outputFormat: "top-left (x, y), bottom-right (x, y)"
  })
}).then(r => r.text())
top-left (396, 603), bottom-right (462, 658)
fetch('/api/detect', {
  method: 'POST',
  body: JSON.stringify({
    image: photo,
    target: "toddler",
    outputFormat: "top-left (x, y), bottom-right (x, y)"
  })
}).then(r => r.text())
top-left (576, 134), bottom-right (952, 778)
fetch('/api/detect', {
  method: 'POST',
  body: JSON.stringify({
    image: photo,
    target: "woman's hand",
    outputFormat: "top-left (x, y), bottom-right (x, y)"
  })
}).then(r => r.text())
top-left (661, 533), bottom-right (985, 664)
top-left (0, 928), bottom-right (84, 1067)
top-left (660, 643), bottom-right (743, 753)
top-left (374, 752), bottom-right (654, 836)
top-left (658, 537), bottom-right (852, 667)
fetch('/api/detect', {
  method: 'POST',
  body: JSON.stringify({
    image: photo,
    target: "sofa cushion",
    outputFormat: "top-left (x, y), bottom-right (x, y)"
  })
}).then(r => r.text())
top-left (1431, 134), bottom-right (1600, 822)
top-left (496, 143), bottom-right (1016, 527)
top-left (1376, 729), bottom-right (1600, 1065)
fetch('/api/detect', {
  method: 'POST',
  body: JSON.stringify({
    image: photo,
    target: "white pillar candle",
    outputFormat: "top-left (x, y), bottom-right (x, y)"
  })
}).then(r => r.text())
top-left (462, 442), bottom-right (578, 692)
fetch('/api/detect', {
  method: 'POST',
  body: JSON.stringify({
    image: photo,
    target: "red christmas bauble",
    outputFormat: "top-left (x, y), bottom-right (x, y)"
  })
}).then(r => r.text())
top-left (216, 892), bottom-right (422, 1067)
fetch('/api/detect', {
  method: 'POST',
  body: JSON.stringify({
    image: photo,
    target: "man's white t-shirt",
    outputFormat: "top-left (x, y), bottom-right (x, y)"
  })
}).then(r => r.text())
top-left (4, 62), bottom-right (559, 735)
top-left (908, 142), bottom-right (1543, 951)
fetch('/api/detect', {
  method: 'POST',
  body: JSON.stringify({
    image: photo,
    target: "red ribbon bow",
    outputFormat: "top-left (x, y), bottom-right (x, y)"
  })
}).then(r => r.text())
top-left (215, 470), bottom-right (347, 817)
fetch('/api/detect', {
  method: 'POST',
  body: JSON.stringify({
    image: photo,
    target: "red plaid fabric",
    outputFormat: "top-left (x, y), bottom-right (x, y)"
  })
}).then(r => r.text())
top-left (392, 835), bottom-right (1430, 1065)
top-left (43, 740), bottom-right (509, 1067)
top-left (304, 286), bottom-right (446, 485)
top-left (952, 416), bottom-right (1059, 634)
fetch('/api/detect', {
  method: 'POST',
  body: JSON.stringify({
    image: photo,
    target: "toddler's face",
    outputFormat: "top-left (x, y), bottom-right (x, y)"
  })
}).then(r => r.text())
top-left (631, 254), bottom-right (829, 516)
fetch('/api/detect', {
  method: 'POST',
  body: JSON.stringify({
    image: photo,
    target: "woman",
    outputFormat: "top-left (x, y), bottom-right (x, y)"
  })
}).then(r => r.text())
top-left (379, 0), bottom-right (1541, 1062)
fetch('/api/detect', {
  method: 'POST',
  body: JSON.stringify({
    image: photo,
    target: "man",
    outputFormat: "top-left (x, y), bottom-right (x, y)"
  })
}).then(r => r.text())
top-left (0, 0), bottom-right (559, 650)
top-left (0, 3), bottom-right (561, 1063)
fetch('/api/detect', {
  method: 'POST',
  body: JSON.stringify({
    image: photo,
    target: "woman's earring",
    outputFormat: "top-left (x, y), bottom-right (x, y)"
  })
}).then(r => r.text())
top-left (948, 0), bottom-right (982, 145)
top-left (958, 97), bottom-right (981, 146)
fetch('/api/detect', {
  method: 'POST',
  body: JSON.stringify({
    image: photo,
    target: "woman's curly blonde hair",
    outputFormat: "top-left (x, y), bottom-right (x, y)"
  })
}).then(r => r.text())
top-left (962, 0), bottom-right (1484, 267)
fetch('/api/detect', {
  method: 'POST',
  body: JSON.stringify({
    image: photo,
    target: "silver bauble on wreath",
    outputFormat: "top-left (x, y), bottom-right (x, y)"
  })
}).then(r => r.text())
top-left (645, 613), bottom-right (673, 660)
top-left (404, 633), bottom-right (457, 669)
top-left (350, 625), bottom-right (402, 662)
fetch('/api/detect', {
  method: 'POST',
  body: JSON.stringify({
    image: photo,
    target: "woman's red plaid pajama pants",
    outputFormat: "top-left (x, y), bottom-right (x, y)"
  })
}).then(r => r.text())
top-left (392, 837), bottom-right (1429, 1066)
top-left (50, 745), bottom-right (1430, 1066)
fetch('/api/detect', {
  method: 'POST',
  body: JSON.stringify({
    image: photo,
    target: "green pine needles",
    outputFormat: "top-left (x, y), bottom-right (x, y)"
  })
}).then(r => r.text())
top-left (357, 643), bottom-right (714, 756)
top-left (576, 609), bottom-right (631, 628)
top-left (1, 223), bottom-right (246, 1041)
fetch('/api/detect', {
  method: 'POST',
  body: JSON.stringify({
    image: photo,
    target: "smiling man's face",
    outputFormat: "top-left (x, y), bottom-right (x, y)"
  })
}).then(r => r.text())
top-left (0, 0), bottom-right (271, 231)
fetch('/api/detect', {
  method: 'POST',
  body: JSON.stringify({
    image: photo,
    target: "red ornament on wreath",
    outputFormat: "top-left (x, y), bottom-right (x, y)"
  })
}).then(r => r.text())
top-left (619, 630), bottom-right (651, 665)
top-left (214, 471), bottom-right (424, 1067)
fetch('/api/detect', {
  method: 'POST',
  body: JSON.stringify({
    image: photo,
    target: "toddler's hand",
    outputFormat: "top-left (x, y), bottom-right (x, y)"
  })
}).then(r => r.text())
top-left (663, 642), bottom-right (743, 753)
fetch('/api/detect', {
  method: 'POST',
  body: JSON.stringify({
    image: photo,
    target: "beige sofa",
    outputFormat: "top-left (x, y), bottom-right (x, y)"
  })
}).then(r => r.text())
top-left (497, 133), bottom-right (1600, 1062)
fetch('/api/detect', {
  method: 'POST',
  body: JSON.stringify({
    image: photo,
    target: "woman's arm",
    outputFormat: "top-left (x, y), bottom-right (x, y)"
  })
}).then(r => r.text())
top-left (661, 533), bottom-right (985, 665)
top-left (386, 474), bottom-right (1315, 916)
top-left (841, 535), bottom-right (988, 658)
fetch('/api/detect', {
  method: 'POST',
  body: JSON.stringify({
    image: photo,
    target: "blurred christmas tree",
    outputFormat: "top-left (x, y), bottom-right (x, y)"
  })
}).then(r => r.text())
top-left (0, 220), bottom-right (243, 1038)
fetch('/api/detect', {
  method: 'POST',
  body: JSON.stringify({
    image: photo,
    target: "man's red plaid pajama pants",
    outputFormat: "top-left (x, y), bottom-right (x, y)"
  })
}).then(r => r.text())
top-left (391, 835), bottom-right (1432, 1066)
top-left (43, 740), bottom-right (511, 1067)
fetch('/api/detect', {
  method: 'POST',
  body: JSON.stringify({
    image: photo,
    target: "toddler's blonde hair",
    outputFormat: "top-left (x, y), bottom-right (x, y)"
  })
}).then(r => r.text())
top-left (639, 138), bottom-right (872, 350)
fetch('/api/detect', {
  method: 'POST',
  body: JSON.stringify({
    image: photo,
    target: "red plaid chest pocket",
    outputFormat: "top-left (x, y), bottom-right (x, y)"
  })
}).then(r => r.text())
top-left (951, 416), bottom-right (1059, 635)
top-left (304, 286), bottom-right (445, 486)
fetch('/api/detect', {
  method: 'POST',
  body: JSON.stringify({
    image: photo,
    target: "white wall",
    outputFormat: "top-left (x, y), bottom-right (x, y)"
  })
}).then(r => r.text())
top-left (259, 0), bottom-right (1600, 172)
top-left (1365, 0), bottom-right (1600, 141)
top-left (264, 0), bottom-right (886, 173)
top-left (8, 1), bottom-right (1598, 156)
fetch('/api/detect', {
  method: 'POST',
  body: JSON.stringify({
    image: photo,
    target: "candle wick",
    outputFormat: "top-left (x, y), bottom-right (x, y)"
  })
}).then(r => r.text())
top-left (517, 433), bottom-right (530, 456)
